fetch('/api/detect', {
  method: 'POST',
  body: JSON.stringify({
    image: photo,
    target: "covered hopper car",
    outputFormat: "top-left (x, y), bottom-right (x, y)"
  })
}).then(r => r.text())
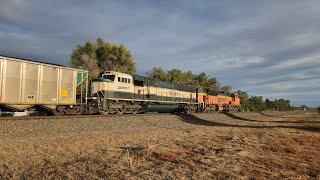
top-left (0, 55), bottom-right (88, 115)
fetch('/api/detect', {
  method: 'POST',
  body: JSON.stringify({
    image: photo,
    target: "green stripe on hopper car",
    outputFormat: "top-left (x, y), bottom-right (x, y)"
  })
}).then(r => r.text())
top-left (77, 72), bottom-right (88, 86)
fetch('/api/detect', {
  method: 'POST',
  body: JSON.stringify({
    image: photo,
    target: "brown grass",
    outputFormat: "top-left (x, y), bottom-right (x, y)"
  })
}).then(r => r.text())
top-left (0, 112), bottom-right (320, 179)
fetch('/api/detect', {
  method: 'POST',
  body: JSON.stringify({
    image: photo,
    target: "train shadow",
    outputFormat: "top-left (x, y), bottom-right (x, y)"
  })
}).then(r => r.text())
top-left (176, 113), bottom-right (320, 132)
top-left (176, 113), bottom-right (228, 127)
top-left (224, 113), bottom-right (257, 122)
top-left (259, 112), bottom-right (283, 118)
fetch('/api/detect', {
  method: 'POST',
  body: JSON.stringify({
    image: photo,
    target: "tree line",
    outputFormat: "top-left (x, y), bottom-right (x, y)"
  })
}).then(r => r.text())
top-left (70, 38), bottom-right (293, 112)
top-left (148, 67), bottom-right (232, 92)
top-left (237, 90), bottom-right (292, 112)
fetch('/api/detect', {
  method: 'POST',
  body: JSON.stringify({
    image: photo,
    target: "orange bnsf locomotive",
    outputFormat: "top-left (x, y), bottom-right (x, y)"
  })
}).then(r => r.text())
top-left (197, 88), bottom-right (240, 113)
top-left (0, 55), bottom-right (240, 116)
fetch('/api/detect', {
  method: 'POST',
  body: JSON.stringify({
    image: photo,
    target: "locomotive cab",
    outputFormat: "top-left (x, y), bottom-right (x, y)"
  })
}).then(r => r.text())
top-left (231, 93), bottom-right (240, 105)
top-left (91, 71), bottom-right (134, 98)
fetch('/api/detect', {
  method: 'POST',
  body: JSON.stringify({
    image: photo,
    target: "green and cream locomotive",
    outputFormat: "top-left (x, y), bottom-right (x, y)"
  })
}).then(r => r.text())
top-left (90, 71), bottom-right (198, 114)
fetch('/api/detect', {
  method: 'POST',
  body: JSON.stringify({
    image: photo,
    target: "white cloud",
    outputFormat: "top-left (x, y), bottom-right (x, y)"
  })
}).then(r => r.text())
top-left (0, 0), bottom-right (320, 106)
top-left (261, 53), bottom-right (320, 73)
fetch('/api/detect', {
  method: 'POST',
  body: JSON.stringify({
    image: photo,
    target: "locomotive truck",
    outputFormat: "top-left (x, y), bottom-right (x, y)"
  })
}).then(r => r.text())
top-left (0, 55), bottom-right (240, 116)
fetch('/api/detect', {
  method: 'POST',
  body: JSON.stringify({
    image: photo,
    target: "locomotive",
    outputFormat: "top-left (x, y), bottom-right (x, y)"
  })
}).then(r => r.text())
top-left (0, 55), bottom-right (240, 116)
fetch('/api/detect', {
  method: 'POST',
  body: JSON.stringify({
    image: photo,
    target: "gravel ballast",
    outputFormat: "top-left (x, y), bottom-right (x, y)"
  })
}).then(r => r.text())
top-left (0, 112), bottom-right (318, 141)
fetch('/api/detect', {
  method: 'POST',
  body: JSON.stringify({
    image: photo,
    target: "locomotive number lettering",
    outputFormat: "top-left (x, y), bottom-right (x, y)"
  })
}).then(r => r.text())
top-left (169, 91), bottom-right (178, 96)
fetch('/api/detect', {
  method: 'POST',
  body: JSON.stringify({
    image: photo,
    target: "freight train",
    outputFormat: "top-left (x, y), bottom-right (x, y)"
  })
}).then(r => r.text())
top-left (0, 55), bottom-right (240, 116)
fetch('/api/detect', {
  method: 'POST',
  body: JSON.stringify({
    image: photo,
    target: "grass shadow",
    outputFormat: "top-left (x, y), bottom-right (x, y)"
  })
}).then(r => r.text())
top-left (176, 113), bottom-right (320, 132)
top-left (225, 113), bottom-right (320, 124)
top-left (260, 112), bottom-right (320, 119)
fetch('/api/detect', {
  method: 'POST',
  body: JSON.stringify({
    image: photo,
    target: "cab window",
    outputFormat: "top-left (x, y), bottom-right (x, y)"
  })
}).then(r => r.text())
top-left (117, 76), bottom-right (131, 83)
top-left (103, 75), bottom-right (115, 82)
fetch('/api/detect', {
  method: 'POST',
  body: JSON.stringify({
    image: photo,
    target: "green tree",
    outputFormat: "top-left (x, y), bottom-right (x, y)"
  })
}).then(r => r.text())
top-left (221, 85), bottom-right (232, 93)
top-left (148, 67), bottom-right (167, 81)
top-left (195, 72), bottom-right (208, 87)
top-left (247, 96), bottom-right (266, 112)
top-left (70, 38), bottom-right (136, 78)
top-left (184, 71), bottom-right (195, 85)
top-left (273, 99), bottom-right (291, 111)
top-left (207, 77), bottom-right (220, 91)
top-left (265, 98), bottom-right (274, 110)
top-left (194, 72), bottom-right (221, 90)
top-left (167, 69), bottom-right (185, 84)
top-left (70, 41), bottom-right (100, 78)
top-left (147, 67), bottom-right (221, 90)
top-left (237, 90), bottom-right (249, 112)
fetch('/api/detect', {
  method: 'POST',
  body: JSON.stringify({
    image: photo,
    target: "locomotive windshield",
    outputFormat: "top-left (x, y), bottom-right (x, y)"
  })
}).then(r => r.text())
top-left (102, 74), bottom-right (115, 82)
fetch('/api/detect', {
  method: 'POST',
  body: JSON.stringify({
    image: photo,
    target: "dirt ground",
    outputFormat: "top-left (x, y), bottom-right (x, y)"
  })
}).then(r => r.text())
top-left (0, 111), bottom-right (319, 179)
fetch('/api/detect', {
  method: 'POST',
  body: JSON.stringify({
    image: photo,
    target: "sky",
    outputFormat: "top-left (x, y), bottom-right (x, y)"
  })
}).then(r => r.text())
top-left (0, 0), bottom-right (319, 106)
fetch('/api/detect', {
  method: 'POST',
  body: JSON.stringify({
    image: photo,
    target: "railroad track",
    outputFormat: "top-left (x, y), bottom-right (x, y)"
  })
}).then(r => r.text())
top-left (0, 113), bottom-right (176, 121)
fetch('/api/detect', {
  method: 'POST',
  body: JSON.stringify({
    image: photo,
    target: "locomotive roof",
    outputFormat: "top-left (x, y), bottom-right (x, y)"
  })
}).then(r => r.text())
top-left (101, 71), bottom-right (132, 78)
top-left (133, 75), bottom-right (237, 95)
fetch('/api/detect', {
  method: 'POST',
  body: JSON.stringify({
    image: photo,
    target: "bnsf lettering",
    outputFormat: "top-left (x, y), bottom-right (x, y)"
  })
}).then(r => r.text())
top-left (118, 86), bottom-right (130, 89)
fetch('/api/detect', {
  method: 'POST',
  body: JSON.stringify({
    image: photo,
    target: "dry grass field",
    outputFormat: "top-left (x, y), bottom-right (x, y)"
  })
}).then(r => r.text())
top-left (0, 112), bottom-right (319, 179)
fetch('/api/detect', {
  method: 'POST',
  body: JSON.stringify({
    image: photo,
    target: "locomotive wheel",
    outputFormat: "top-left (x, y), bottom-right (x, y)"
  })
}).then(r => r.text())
top-left (140, 102), bottom-right (148, 113)
top-left (116, 109), bottom-right (124, 115)
top-left (131, 109), bottom-right (138, 114)
top-left (185, 107), bottom-right (191, 114)
top-left (186, 106), bottom-right (196, 114)
top-left (101, 110), bottom-right (110, 115)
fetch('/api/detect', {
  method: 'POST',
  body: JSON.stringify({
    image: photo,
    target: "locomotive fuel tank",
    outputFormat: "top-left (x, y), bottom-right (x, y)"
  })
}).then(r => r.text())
top-left (146, 103), bottom-right (177, 113)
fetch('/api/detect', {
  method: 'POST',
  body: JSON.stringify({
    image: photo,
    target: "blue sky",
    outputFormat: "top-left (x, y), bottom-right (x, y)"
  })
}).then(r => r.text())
top-left (0, 0), bottom-right (320, 106)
